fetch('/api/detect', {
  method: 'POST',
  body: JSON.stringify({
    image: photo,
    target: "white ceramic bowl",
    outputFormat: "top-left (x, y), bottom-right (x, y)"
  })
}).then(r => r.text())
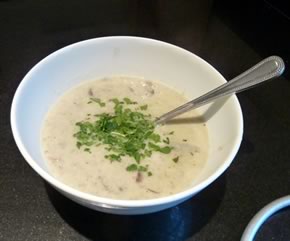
top-left (11, 36), bottom-right (243, 215)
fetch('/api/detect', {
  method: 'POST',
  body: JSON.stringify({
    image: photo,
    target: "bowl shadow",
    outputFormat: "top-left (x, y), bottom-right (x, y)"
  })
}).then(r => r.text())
top-left (45, 174), bottom-right (226, 241)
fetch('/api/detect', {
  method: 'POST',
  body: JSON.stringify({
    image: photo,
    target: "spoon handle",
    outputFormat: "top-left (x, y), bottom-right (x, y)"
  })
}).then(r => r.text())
top-left (156, 56), bottom-right (285, 124)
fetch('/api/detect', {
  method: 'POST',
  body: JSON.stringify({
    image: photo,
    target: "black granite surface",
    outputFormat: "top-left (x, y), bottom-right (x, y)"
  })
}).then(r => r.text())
top-left (0, 0), bottom-right (289, 240)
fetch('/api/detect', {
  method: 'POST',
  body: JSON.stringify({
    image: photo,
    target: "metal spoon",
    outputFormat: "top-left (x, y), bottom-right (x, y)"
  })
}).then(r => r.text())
top-left (156, 56), bottom-right (285, 125)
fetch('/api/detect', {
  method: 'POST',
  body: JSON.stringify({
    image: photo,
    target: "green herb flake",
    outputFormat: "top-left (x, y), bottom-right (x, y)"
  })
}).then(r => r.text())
top-left (106, 154), bottom-right (121, 162)
top-left (84, 148), bottom-right (91, 153)
top-left (148, 142), bottom-right (173, 154)
top-left (123, 97), bottom-right (137, 105)
top-left (134, 152), bottom-right (141, 163)
top-left (159, 146), bottom-right (173, 154)
top-left (183, 139), bottom-right (187, 142)
top-left (138, 165), bottom-right (148, 172)
top-left (173, 156), bottom-right (179, 163)
top-left (126, 164), bottom-right (138, 172)
top-left (144, 149), bottom-right (152, 157)
top-left (140, 104), bottom-right (148, 110)
top-left (147, 171), bottom-right (153, 176)
top-left (149, 133), bottom-right (161, 143)
top-left (109, 98), bottom-right (120, 105)
top-left (163, 137), bottom-right (170, 144)
top-left (168, 131), bottom-right (174, 135)
top-left (76, 141), bottom-right (82, 149)
top-left (89, 97), bottom-right (106, 107)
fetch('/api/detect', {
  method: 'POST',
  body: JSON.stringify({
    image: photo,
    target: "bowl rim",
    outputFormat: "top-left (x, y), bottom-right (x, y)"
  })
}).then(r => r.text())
top-left (10, 36), bottom-right (243, 208)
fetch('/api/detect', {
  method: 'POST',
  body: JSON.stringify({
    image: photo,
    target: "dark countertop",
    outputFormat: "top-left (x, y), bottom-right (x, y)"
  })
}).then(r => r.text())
top-left (0, 1), bottom-right (289, 240)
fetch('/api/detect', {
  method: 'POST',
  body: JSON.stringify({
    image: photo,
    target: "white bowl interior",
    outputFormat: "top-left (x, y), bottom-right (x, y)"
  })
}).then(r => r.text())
top-left (11, 37), bottom-right (243, 212)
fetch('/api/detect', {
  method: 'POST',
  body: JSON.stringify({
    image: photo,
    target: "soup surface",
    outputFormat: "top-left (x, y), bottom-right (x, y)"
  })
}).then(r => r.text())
top-left (42, 76), bottom-right (208, 200)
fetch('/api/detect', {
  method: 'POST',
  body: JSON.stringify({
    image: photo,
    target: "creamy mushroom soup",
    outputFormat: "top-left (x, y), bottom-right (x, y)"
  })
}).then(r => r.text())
top-left (41, 76), bottom-right (208, 200)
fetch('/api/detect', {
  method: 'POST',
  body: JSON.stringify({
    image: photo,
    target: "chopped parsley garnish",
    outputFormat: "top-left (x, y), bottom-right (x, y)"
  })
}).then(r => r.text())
top-left (148, 133), bottom-right (161, 143)
top-left (163, 137), bottom-right (170, 144)
top-left (84, 148), bottom-right (91, 153)
top-left (109, 98), bottom-right (121, 105)
top-left (148, 142), bottom-right (173, 154)
top-left (105, 154), bottom-right (122, 162)
top-left (138, 165), bottom-right (148, 172)
top-left (173, 156), bottom-right (179, 163)
top-left (140, 104), bottom-right (148, 110)
top-left (74, 98), bottom-right (174, 175)
top-left (88, 97), bottom-right (106, 107)
top-left (126, 163), bottom-right (150, 176)
top-left (126, 163), bottom-right (138, 171)
top-left (123, 97), bottom-right (137, 105)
